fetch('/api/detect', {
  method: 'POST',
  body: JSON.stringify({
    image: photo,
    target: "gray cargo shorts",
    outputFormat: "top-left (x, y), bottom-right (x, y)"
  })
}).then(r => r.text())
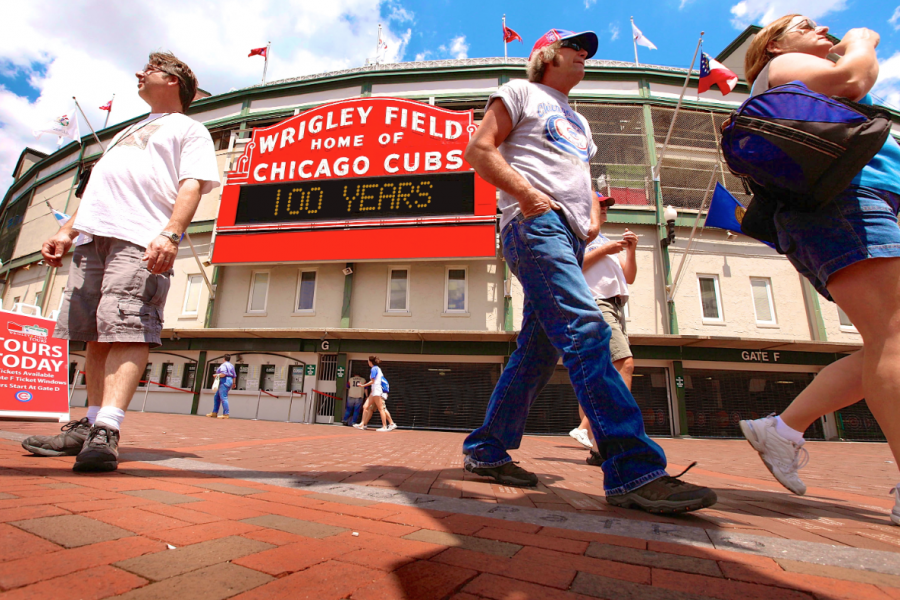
top-left (54, 236), bottom-right (171, 348)
top-left (594, 296), bottom-right (632, 362)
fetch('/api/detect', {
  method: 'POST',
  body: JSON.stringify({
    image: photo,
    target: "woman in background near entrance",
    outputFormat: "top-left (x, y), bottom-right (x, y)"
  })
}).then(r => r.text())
top-left (207, 355), bottom-right (236, 419)
top-left (738, 15), bottom-right (900, 525)
top-left (353, 356), bottom-right (397, 432)
top-left (569, 192), bottom-right (639, 465)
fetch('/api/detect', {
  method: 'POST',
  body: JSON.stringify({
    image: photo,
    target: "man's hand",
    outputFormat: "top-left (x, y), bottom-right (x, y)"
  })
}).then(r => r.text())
top-left (519, 188), bottom-right (561, 219)
top-left (41, 229), bottom-right (77, 267)
top-left (143, 235), bottom-right (178, 274)
top-left (596, 239), bottom-right (628, 255)
top-left (622, 229), bottom-right (639, 250)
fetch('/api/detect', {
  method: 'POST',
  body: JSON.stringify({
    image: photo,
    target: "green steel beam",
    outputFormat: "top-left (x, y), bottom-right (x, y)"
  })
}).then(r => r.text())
top-left (203, 266), bottom-right (220, 329)
top-left (341, 263), bottom-right (354, 328)
top-left (672, 360), bottom-right (688, 436)
top-left (191, 350), bottom-right (207, 415)
top-left (503, 263), bottom-right (514, 332)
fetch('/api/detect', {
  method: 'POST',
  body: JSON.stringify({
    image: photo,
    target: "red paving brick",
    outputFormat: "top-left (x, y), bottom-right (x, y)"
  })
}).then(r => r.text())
top-left (1, 410), bottom-right (898, 599)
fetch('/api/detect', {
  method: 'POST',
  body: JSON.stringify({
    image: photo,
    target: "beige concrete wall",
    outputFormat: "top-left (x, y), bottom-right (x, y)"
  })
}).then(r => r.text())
top-left (669, 232), bottom-right (810, 339)
top-left (821, 299), bottom-right (863, 344)
top-left (212, 262), bottom-right (346, 329)
top-left (348, 260), bottom-right (504, 331)
top-left (163, 232), bottom-right (215, 330)
top-left (12, 173), bottom-right (79, 260)
top-left (3, 263), bottom-right (51, 312)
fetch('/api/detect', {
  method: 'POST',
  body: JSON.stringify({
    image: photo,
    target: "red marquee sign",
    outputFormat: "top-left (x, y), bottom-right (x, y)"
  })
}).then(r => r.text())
top-left (212, 97), bottom-right (496, 264)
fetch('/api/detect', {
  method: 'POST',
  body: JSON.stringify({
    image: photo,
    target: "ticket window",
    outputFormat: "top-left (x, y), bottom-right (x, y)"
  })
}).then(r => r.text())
top-left (288, 365), bottom-right (305, 392)
top-left (235, 364), bottom-right (250, 390)
top-left (159, 363), bottom-right (174, 387)
top-left (182, 364), bottom-right (197, 390)
top-left (206, 363), bottom-right (221, 388)
top-left (261, 364), bottom-right (276, 391)
top-left (138, 364), bottom-right (152, 388)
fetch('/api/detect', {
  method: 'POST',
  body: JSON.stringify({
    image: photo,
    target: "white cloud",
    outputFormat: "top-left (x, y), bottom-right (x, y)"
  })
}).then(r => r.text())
top-left (609, 23), bottom-right (620, 42)
top-left (890, 6), bottom-right (900, 30)
top-left (584, 0), bottom-right (597, 8)
top-left (0, 0), bottom-right (414, 200)
top-left (438, 36), bottom-right (469, 60)
top-left (729, 0), bottom-right (847, 29)
top-left (873, 51), bottom-right (900, 110)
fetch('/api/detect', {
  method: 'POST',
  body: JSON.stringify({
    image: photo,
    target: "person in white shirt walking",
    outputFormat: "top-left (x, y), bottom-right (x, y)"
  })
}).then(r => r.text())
top-left (354, 356), bottom-right (397, 432)
top-left (569, 192), bottom-right (639, 459)
top-left (24, 52), bottom-right (220, 472)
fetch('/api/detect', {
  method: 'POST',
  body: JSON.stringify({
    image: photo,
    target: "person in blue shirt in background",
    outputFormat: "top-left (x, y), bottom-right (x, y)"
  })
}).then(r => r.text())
top-left (353, 356), bottom-right (397, 432)
top-left (207, 354), bottom-right (236, 419)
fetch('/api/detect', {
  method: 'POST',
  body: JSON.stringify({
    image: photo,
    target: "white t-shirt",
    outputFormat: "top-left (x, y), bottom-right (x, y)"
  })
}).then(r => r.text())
top-left (584, 234), bottom-right (629, 301)
top-left (489, 80), bottom-right (597, 239)
top-left (75, 113), bottom-right (221, 249)
top-left (348, 376), bottom-right (366, 399)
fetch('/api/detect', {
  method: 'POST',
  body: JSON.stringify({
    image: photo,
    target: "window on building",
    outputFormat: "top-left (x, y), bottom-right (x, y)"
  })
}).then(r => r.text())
top-left (235, 364), bottom-right (250, 390)
top-left (750, 277), bottom-right (776, 325)
top-left (205, 363), bottom-right (221, 388)
top-left (138, 364), bottom-right (152, 388)
top-left (159, 363), bottom-right (174, 387)
top-left (698, 276), bottom-right (723, 321)
top-left (182, 275), bottom-right (203, 315)
top-left (247, 271), bottom-right (269, 313)
top-left (387, 267), bottom-right (409, 312)
top-left (445, 267), bottom-right (467, 312)
top-left (34, 290), bottom-right (43, 310)
top-left (261, 364), bottom-right (276, 391)
top-left (181, 363), bottom-right (197, 390)
top-left (296, 271), bottom-right (317, 312)
top-left (838, 307), bottom-right (857, 331)
top-left (12, 296), bottom-right (19, 308)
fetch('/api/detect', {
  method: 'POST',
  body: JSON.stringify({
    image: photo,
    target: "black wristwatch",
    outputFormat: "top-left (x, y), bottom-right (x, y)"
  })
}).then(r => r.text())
top-left (160, 231), bottom-right (181, 245)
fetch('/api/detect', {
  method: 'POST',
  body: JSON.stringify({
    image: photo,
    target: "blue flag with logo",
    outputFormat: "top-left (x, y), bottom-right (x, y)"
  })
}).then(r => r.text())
top-left (705, 182), bottom-right (774, 249)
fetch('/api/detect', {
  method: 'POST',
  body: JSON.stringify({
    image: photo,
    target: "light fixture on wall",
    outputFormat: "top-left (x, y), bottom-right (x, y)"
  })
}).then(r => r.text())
top-left (660, 205), bottom-right (678, 248)
top-left (342, 267), bottom-right (353, 276)
top-left (726, 231), bottom-right (737, 241)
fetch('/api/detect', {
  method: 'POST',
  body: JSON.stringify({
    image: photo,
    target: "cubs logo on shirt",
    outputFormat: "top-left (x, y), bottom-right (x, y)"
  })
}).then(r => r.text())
top-left (544, 114), bottom-right (590, 162)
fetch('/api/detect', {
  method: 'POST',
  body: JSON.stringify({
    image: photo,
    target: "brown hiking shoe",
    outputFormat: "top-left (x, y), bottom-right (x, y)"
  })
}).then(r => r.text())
top-left (605, 462), bottom-right (717, 514)
top-left (73, 425), bottom-right (120, 473)
top-left (22, 417), bottom-right (91, 456)
top-left (464, 460), bottom-right (538, 487)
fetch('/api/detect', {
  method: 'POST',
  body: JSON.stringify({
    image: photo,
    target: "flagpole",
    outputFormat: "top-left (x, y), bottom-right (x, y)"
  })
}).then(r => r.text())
top-left (72, 97), bottom-right (103, 150)
top-left (666, 163), bottom-right (719, 303)
top-left (651, 31), bottom-right (704, 181)
top-left (102, 93), bottom-right (114, 129)
top-left (631, 17), bottom-right (639, 65)
top-left (262, 42), bottom-right (270, 85)
top-left (503, 15), bottom-right (508, 63)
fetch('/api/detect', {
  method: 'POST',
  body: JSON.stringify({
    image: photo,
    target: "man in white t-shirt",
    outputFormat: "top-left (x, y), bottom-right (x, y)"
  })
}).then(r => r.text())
top-left (570, 192), bottom-right (638, 452)
top-left (27, 52), bottom-right (220, 472)
top-left (461, 28), bottom-right (715, 514)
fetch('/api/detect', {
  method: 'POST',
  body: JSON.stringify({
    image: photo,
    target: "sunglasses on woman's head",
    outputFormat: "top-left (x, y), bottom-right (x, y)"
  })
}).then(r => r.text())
top-left (777, 18), bottom-right (818, 38)
top-left (560, 39), bottom-right (586, 52)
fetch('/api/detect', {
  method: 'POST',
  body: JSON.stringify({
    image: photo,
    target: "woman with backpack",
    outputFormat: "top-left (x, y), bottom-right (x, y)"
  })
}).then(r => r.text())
top-left (353, 356), bottom-right (397, 432)
top-left (738, 15), bottom-right (900, 525)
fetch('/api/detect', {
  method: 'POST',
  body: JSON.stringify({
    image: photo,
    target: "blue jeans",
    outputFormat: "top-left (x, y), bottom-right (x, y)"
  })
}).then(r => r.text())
top-left (213, 377), bottom-right (233, 415)
top-left (343, 398), bottom-right (363, 425)
top-left (462, 210), bottom-right (668, 495)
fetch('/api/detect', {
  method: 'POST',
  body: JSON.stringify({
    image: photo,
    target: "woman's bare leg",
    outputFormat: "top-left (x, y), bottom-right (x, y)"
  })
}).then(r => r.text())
top-left (780, 351), bottom-right (864, 433)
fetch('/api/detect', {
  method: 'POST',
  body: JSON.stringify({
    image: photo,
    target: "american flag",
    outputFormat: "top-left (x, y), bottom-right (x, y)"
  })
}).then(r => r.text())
top-left (699, 52), bottom-right (738, 95)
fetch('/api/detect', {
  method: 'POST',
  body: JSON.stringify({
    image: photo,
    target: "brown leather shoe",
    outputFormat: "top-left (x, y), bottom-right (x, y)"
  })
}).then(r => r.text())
top-left (605, 462), bottom-right (717, 514)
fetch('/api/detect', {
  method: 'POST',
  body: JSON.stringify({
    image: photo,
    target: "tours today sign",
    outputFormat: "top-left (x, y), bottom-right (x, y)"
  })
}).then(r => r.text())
top-left (212, 97), bottom-right (497, 263)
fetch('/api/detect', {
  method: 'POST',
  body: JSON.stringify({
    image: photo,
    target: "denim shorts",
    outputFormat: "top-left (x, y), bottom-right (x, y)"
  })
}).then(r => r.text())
top-left (775, 186), bottom-right (900, 301)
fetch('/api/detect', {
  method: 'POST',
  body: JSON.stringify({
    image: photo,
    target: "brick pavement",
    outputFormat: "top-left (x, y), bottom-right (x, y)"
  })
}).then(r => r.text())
top-left (0, 409), bottom-right (898, 599)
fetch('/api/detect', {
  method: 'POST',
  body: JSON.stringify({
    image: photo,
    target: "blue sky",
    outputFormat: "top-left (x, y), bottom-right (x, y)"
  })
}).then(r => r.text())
top-left (2, 0), bottom-right (900, 202)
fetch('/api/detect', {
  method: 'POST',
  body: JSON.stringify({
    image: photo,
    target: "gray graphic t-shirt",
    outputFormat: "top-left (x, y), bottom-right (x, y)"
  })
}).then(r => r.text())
top-left (490, 79), bottom-right (597, 239)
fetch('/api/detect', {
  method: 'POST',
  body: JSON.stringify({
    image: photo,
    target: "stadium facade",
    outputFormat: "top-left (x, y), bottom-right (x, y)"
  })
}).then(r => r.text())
top-left (1, 26), bottom-right (888, 441)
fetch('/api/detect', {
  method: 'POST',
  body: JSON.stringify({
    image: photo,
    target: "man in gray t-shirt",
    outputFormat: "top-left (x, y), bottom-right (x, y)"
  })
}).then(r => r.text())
top-left (461, 28), bottom-right (716, 515)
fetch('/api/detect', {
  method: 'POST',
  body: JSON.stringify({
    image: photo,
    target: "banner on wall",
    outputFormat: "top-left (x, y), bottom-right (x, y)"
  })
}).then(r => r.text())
top-left (0, 310), bottom-right (69, 422)
top-left (212, 97), bottom-right (497, 264)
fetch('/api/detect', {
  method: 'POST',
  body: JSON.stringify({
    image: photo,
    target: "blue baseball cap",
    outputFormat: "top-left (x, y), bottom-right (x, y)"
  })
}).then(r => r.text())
top-left (530, 29), bottom-right (599, 60)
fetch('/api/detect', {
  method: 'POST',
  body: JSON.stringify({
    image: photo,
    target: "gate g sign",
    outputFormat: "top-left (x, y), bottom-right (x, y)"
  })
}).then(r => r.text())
top-left (212, 97), bottom-right (496, 263)
top-left (0, 310), bottom-right (69, 422)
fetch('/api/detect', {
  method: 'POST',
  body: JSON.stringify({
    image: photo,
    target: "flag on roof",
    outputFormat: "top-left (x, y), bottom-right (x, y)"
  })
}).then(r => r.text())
top-left (33, 106), bottom-right (80, 146)
top-left (705, 183), bottom-right (774, 248)
top-left (99, 100), bottom-right (112, 112)
top-left (503, 25), bottom-right (522, 44)
top-left (699, 53), bottom-right (738, 95)
top-left (248, 47), bottom-right (267, 58)
top-left (632, 21), bottom-right (657, 50)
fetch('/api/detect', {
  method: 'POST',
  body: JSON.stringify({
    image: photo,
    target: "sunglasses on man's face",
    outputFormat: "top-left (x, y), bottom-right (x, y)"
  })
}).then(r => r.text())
top-left (560, 39), bottom-right (586, 53)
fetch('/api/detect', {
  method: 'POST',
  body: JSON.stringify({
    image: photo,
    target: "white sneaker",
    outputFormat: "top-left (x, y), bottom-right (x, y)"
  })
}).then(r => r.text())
top-left (387, 423), bottom-right (397, 431)
top-left (890, 485), bottom-right (900, 526)
top-left (569, 427), bottom-right (593, 449)
top-left (376, 426), bottom-right (390, 432)
top-left (739, 415), bottom-right (809, 495)
top-left (352, 424), bottom-right (366, 430)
